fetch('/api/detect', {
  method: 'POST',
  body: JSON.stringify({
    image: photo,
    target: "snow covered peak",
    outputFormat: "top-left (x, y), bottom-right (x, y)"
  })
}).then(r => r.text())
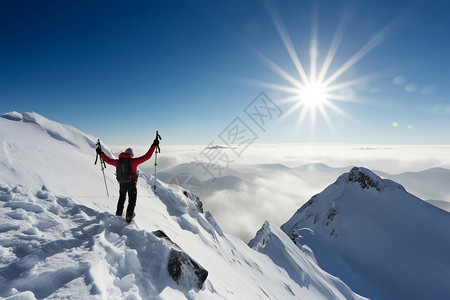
top-left (336, 166), bottom-right (405, 192)
top-left (282, 166), bottom-right (419, 240)
top-left (282, 166), bottom-right (450, 300)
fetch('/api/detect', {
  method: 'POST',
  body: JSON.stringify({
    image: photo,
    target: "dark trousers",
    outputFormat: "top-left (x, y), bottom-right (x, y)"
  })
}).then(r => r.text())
top-left (116, 181), bottom-right (137, 218)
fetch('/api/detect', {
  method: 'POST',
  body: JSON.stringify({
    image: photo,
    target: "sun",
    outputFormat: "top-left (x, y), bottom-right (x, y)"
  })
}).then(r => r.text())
top-left (299, 82), bottom-right (328, 109)
top-left (250, 2), bottom-right (390, 131)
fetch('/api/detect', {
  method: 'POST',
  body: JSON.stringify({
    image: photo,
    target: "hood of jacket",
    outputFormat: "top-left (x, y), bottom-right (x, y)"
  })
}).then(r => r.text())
top-left (118, 152), bottom-right (133, 159)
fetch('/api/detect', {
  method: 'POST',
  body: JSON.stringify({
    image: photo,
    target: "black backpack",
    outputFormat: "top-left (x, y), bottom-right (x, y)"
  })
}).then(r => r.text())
top-left (116, 157), bottom-right (132, 183)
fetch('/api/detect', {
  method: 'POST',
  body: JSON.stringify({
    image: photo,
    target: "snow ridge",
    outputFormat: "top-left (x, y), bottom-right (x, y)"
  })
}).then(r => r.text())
top-left (249, 221), bottom-right (366, 300)
top-left (2, 111), bottom-right (97, 150)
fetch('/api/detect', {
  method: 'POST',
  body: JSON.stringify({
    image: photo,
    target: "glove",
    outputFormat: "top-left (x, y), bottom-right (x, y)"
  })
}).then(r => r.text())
top-left (152, 138), bottom-right (160, 147)
top-left (96, 145), bottom-right (103, 155)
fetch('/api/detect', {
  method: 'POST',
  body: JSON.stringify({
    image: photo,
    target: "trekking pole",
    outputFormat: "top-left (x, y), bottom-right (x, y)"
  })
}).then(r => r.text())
top-left (95, 139), bottom-right (109, 197)
top-left (153, 131), bottom-right (162, 190)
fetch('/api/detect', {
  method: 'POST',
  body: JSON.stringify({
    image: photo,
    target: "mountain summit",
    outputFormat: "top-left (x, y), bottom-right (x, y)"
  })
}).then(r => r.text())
top-left (338, 167), bottom-right (405, 192)
top-left (282, 166), bottom-right (450, 300)
top-left (0, 111), bottom-right (364, 299)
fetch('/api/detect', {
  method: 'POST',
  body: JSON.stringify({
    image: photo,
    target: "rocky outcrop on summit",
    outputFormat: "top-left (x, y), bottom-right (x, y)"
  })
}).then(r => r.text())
top-left (336, 167), bottom-right (405, 192)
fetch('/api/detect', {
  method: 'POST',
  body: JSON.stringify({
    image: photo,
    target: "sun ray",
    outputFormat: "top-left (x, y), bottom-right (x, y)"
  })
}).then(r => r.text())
top-left (241, 77), bottom-right (304, 94)
top-left (296, 104), bottom-right (310, 129)
top-left (324, 93), bottom-right (359, 102)
top-left (255, 1), bottom-right (391, 134)
top-left (326, 69), bottom-right (394, 92)
top-left (279, 98), bottom-right (305, 122)
top-left (317, 12), bottom-right (351, 83)
top-left (323, 24), bottom-right (391, 87)
top-left (277, 94), bottom-right (304, 104)
top-left (317, 103), bottom-right (334, 130)
top-left (310, 2), bottom-right (319, 84)
top-left (322, 99), bottom-right (351, 119)
top-left (255, 51), bottom-right (304, 89)
top-left (264, 0), bottom-right (310, 85)
top-left (310, 104), bottom-right (317, 130)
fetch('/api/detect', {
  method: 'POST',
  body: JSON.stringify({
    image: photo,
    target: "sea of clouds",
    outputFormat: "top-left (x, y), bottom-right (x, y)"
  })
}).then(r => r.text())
top-left (111, 143), bottom-right (450, 242)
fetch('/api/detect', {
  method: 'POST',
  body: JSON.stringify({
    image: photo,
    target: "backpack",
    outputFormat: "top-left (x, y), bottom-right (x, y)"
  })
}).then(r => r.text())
top-left (116, 157), bottom-right (132, 183)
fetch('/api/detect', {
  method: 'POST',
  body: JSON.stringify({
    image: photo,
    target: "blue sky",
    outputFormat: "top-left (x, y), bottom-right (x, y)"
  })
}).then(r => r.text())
top-left (1, 0), bottom-right (449, 146)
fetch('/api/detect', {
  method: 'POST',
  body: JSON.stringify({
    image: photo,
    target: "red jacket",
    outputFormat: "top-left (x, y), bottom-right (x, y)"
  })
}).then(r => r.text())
top-left (101, 145), bottom-right (156, 181)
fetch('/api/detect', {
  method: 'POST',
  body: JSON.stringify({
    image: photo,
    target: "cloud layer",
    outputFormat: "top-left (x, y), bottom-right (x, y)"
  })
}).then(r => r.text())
top-left (112, 143), bottom-right (450, 242)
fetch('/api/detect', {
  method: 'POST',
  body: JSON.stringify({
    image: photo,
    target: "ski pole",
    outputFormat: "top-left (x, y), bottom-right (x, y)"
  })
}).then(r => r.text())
top-left (95, 139), bottom-right (109, 197)
top-left (153, 131), bottom-right (162, 190)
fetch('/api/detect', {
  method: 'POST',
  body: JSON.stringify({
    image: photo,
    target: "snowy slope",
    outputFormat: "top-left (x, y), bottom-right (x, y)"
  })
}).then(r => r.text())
top-left (0, 112), bottom-right (363, 299)
top-left (249, 221), bottom-right (366, 300)
top-left (282, 167), bottom-right (450, 300)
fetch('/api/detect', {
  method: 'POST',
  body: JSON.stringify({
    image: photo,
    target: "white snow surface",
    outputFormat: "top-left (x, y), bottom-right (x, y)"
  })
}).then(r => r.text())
top-left (282, 166), bottom-right (450, 300)
top-left (0, 112), bottom-right (363, 299)
top-left (248, 221), bottom-right (365, 300)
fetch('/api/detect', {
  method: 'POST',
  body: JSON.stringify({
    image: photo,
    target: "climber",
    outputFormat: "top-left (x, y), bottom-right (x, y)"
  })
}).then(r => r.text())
top-left (96, 137), bottom-right (160, 222)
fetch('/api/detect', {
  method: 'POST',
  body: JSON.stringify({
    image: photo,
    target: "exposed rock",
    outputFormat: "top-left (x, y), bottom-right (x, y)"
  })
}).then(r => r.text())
top-left (326, 208), bottom-right (338, 223)
top-left (337, 167), bottom-right (406, 193)
top-left (183, 190), bottom-right (204, 213)
top-left (348, 167), bottom-right (381, 191)
top-left (153, 230), bottom-right (208, 290)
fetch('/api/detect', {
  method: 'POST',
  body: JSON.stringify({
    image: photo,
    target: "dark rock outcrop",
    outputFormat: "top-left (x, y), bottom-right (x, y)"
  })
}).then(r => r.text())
top-left (153, 230), bottom-right (208, 290)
